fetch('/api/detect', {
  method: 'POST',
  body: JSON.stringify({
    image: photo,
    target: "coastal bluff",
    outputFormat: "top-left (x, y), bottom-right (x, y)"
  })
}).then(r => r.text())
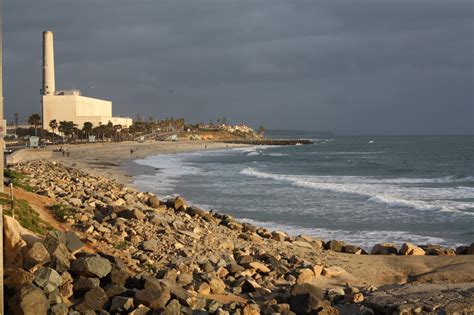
top-left (4, 160), bottom-right (474, 314)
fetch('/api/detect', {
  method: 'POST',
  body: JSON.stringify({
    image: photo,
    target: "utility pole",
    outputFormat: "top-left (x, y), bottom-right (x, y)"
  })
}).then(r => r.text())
top-left (0, 0), bottom-right (5, 312)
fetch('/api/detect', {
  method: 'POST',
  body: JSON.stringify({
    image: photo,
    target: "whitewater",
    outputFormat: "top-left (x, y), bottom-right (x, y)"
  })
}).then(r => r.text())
top-left (133, 134), bottom-right (474, 249)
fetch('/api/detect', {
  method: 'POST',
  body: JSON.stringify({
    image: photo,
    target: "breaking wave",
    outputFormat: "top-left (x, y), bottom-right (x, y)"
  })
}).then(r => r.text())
top-left (240, 167), bottom-right (474, 215)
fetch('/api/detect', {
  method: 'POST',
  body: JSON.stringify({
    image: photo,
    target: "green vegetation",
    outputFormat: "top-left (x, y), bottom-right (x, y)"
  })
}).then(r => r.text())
top-left (4, 168), bottom-right (36, 192)
top-left (50, 204), bottom-right (77, 222)
top-left (0, 193), bottom-right (53, 235)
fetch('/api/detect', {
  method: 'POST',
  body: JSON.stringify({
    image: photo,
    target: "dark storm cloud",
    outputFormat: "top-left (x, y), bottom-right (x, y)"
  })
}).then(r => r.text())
top-left (3, 0), bottom-right (473, 134)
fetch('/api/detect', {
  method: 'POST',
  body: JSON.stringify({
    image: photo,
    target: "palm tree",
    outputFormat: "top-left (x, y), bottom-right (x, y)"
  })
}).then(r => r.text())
top-left (49, 119), bottom-right (58, 143)
top-left (28, 113), bottom-right (41, 136)
top-left (59, 121), bottom-right (77, 141)
top-left (82, 122), bottom-right (93, 139)
top-left (114, 124), bottom-right (122, 142)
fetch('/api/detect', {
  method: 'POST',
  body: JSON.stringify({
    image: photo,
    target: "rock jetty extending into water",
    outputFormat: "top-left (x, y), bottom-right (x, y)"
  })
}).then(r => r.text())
top-left (4, 160), bottom-right (474, 314)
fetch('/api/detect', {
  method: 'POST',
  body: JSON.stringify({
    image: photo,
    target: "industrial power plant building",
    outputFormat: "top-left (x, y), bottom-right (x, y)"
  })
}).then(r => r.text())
top-left (41, 31), bottom-right (132, 131)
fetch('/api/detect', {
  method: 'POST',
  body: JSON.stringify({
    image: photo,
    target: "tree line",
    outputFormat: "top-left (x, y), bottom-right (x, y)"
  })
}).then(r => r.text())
top-left (17, 113), bottom-right (188, 143)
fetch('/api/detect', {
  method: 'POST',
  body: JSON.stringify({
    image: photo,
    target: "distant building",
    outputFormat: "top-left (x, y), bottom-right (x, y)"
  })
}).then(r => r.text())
top-left (41, 31), bottom-right (132, 131)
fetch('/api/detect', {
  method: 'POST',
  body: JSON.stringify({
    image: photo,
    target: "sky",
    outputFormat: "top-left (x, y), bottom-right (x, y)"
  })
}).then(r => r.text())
top-left (3, 0), bottom-right (474, 135)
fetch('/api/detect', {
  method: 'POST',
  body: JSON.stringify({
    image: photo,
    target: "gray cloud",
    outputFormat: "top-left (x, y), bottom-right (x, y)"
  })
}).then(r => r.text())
top-left (4, 0), bottom-right (474, 134)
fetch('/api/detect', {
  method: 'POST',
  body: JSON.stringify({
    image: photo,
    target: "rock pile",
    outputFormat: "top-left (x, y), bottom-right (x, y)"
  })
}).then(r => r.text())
top-left (7, 161), bottom-right (474, 314)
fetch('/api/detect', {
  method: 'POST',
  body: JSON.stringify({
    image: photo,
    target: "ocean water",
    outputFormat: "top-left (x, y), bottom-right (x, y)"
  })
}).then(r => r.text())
top-left (133, 134), bottom-right (474, 249)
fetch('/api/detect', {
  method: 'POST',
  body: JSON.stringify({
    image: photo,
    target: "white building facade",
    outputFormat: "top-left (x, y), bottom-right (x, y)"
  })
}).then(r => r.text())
top-left (41, 31), bottom-right (132, 131)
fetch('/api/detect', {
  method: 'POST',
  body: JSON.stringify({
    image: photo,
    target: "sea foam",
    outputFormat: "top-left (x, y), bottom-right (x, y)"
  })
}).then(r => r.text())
top-left (240, 167), bottom-right (474, 215)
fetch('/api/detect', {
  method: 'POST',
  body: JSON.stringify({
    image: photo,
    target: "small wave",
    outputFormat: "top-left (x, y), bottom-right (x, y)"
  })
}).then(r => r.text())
top-left (247, 151), bottom-right (260, 156)
top-left (266, 153), bottom-right (289, 157)
top-left (379, 175), bottom-right (474, 184)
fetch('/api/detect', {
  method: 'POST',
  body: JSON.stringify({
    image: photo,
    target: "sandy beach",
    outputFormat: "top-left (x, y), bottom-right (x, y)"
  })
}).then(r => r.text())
top-left (47, 140), bottom-right (248, 186)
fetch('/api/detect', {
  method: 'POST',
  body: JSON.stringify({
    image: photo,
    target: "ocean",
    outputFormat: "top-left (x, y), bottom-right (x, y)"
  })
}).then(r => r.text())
top-left (132, 133), bottom-right (474, 249)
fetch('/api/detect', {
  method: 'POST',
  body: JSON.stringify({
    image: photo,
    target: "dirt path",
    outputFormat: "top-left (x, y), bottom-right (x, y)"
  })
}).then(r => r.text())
top-left (12, 187), bottom-right (67, 232)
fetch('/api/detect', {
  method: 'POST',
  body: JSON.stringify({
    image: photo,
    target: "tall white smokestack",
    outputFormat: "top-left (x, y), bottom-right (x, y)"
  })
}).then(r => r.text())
top-left (42, 30), bottom-right (55, 95)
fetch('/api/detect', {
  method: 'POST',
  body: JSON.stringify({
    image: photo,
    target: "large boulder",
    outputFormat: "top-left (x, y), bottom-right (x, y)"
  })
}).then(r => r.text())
top-left (65, 231), bottom-right (85, 253)
top-left (71, 255), bottom-right (112, 278)
top-left (4, 268), bottom-right (35, 289)
top-left (342, 245), bottom-right (365, 255)
top-left (399, 243), bottom-right (425, 256)
top-left (371, 243), bottom-right (398, 255)
top-left (75, 287), bottom-right (109, 311)
top-left (147, 196), bottom-right (162, 208)
top-left (110, 296), bottom-right (135, 313)
top-left (43, 231), bottom-right (67, 253)
top-left (297, 268), bottom-right (315, 284)
top-left (134, 287), bottom-right (171, 310)
top-left (290, 283), bottom-right (338, 315)
top-left (73, 276), bottom-right (101, 293)
top-left (421, 244), bottom-right (456, 256)
top-left (4, 215), bottom-right (27, 268)
top-left (47, 243), bottom-right (71, 273)
top-left (22, 242), bottom-right (51, 271)
top-left (324, 240), bottom-right (345, 252)
top-left (9, 284), bottom-right (50, 315)
top-left (34, 267), bottom-right (62, 293)
top-left (116, 208), bottom-right (145, 220)
top-left (468, 243), bottom-right (474, 255)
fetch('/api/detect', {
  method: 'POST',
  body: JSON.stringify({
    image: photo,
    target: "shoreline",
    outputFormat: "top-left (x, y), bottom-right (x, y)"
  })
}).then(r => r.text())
top-left (47, 140), bottom-right (249, 186)
top-left (5, 143), bottom-right (474, 313)
top-left (45, 140), bottom-right (471, 252)
top-left (8, 159), bottom-right (474, 313)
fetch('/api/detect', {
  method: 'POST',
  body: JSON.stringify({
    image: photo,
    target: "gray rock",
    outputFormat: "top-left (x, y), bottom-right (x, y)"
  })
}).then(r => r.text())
top-left (110, 296), bottom-right (134, 312)
top-left (75, 287), bottom-right (109, 311)
top-left (71, 255), bottom-right (112, 278)
top-left (22, 242), bottom-right (51, 271)
top-left (290, 283), bottom-right (338, 315)
top-left (34, 267), bottom-right (62, 293)
top-left (73, 276), bottom-right (100, 293)
top-left (134, 287), bottom-right (171, 310)
top-left (43, 230), bottom-right (67, 253)
top-left (9, 284), bottom-right (50, 315)
top-left (467, 243), bottom-right (474, 255)
top-left (324, 240), bottom-right (345, 252)
top-left (109, 264), bottom-right (131, 286)
top-left (65, 231), bottom-right (85, 253)
top-left (371, 243), bottom-right (398, 255)
top-left (48, 243), bottom-right (71, 273)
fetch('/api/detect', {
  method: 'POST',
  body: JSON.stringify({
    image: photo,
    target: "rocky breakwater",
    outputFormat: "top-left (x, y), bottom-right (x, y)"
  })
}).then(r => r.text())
top-left (7, 160), bottom-right (474, 314)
